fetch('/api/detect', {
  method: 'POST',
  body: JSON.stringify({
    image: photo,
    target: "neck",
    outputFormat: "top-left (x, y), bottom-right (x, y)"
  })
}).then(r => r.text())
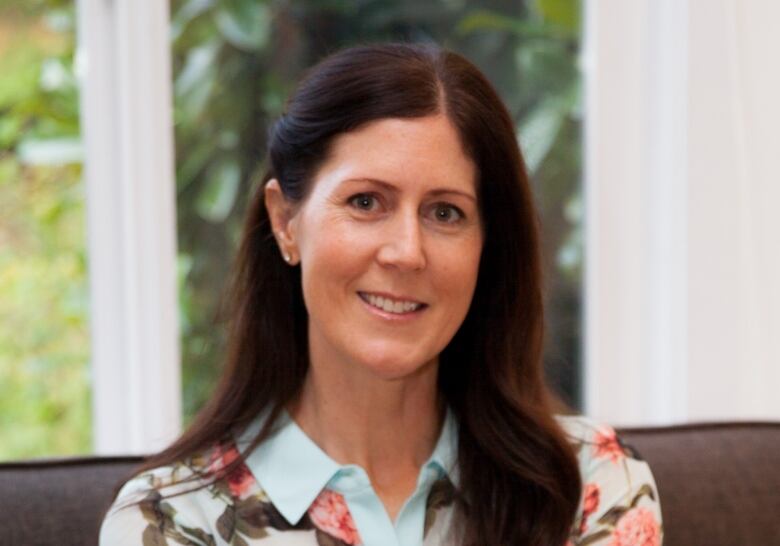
top-left (288, 354), bottom-right (444, 520)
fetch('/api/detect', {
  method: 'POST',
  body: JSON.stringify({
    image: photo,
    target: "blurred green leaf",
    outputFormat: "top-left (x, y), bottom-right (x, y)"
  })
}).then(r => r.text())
top-left (177, 137), bottom-right (216, 191)
top-left (518, 97), bottom-right (566, 173)
top-left (171, 0), bottom-right (215, 42)
top-left (214, 0), bottom-right (270, 51)
top-left (457, 9), bottom-right (549, 38)
top-left (174, 41), bottom-right (219, 122)
top-left (16, 137), bottom-right (82, 165)
top-left (0, 116), bottom-right (23, 148)
top-left (177, 253), bottom-right (195, 335)
top-left (175, 41), bottom-right (219, 96)
top-left (534, 0), bottom-right (579, 33)
top-left (196, 158), bottom-right (241, 222)
top-left (39, 57), bottom-right (73, 91)
top-left (557, 223), bottom-right (582, 280)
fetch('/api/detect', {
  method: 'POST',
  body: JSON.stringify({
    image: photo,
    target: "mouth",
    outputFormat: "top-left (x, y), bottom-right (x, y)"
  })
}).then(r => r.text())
top-left (357, 291), bottom-right (428, 315)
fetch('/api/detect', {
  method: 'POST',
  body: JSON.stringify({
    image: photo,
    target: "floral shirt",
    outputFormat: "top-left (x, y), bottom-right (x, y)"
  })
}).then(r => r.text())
top-left (99, 410), bottom-right (663, 546)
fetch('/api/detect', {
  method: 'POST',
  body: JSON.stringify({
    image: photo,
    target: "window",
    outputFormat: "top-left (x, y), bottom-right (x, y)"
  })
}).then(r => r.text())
top-left (0, 0), bottom-right (583, 458)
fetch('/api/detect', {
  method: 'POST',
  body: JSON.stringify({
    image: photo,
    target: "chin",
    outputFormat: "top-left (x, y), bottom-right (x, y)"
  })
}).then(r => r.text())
top-left (353, 349), bottom-right (436, 381)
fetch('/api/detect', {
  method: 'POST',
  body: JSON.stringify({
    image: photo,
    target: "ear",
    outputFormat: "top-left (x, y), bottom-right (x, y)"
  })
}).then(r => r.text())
top-left (264, 178), bottom-right (299, 265)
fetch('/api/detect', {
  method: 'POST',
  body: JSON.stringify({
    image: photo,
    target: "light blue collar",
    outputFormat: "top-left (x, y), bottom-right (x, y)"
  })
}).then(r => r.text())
top-left (235, 406), bottom-right (459, 526)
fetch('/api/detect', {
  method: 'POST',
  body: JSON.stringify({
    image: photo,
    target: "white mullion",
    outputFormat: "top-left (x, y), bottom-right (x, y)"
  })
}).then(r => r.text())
top-left (77, 0), bottom-right (181, 454)
top-left (640, 0), bottom-right (688, 423)
top-left (583, 0), bottom-right (689, 426)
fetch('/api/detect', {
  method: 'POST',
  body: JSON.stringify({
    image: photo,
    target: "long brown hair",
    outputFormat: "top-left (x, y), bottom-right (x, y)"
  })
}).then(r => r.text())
top-left (134, 41), bottom-right (581, 545)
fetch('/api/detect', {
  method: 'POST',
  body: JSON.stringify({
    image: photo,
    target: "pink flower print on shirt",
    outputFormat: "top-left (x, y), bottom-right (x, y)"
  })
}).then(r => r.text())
top-left (593, 426), bottom-right (625, 464)
top-left (582, 483), bottom-right (600, 515)
top-left (607, 507), bottom-right (662, 546)
top-left (207, 444), bottom-right (256, 500)
top-left (579, 482), bottom-right (601, 534)
top-left (308, 489), bottom-right (362, 545)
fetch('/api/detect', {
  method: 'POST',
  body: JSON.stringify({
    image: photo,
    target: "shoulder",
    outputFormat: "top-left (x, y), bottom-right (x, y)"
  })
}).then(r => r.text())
top-left (555, 413), bottom-right (624, 444)
top-left (554, 414), bottom-right (649, 469)
top-left (554, 414), bottom-right (664, 545)
top-left (99, 442), bottom-right (275, 546)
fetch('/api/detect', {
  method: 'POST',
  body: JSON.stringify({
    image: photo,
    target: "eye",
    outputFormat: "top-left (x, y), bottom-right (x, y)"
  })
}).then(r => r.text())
top-left (431, 203), bottom-right (465, 224)
top-left (348, 193), bottom-right (380, 212)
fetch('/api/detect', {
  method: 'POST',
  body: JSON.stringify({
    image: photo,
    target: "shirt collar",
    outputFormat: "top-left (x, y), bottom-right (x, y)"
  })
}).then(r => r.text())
top-left (235, 405), bottom-right (459, 526)
top-left (425, 407), bottom-right (459, 486)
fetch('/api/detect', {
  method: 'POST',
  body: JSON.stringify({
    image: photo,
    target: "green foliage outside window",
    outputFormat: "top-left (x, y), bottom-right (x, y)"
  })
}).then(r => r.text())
top-left (0, 3), bottom-right (88, 459)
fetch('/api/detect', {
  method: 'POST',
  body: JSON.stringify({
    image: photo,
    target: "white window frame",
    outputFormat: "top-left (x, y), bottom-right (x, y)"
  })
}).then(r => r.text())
top-left (77, 0), bottom-right (181, 454)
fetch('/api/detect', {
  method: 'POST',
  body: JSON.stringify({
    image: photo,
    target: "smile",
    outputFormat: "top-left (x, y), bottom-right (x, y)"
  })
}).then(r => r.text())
top-left (357, 292), bottom-right (427, 315)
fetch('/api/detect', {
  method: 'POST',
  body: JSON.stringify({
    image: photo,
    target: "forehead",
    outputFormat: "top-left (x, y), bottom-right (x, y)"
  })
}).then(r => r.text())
top-left (310, 114), bottom-right (477, 195)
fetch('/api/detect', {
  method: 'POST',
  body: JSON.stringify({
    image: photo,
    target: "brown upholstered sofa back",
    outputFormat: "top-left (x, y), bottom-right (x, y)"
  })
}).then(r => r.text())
top-left (0, 455), bottom-right (142, 546)
top-left (619, 422), bottom-right (780, 546)
top-left (1, 422), bottom-right (778, 545)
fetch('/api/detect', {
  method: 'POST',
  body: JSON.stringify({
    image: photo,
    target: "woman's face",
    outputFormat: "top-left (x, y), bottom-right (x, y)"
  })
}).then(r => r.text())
top-left (266, 114), bottom-right (483, 380)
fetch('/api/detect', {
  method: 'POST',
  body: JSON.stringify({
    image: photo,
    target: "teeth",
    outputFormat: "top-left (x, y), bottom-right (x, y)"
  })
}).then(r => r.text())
top-left (363, 293), bottom-right (422, 314)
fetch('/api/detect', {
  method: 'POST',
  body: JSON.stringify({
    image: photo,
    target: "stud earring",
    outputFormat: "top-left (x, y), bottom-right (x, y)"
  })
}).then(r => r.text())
top-left (283, 252), bottom-right (291, 263)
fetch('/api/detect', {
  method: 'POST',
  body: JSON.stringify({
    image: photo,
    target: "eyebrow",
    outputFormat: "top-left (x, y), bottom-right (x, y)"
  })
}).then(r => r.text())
top-left (341, 177), bottom-right (477, 202)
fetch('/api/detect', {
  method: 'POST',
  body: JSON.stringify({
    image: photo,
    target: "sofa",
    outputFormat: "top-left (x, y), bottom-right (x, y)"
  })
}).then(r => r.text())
top-left (1, 421), bottom-right (778, 545)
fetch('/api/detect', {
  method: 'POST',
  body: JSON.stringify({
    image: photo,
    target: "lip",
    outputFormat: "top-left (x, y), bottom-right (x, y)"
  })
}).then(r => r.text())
top-left (357, 291), bottom-right (428, 321)
top-left (358, 290), bottom-right (426, 305)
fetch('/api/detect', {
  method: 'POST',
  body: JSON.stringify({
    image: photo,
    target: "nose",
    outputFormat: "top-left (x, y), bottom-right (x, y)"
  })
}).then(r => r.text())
top-left (376, 209), bottom-right (427, 271)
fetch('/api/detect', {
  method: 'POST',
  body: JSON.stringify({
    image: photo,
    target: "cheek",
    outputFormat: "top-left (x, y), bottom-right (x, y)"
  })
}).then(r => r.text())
top-left (298, 220), bottom-right (370, 304)
top-left (426, 237), bottom-right (483, 341)
top-left (435, 237), bottom-right (482, 295)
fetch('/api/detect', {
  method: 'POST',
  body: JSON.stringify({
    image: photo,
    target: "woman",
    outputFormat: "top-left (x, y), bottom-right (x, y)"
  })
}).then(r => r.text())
top-left (100, 42), bottom-right (662, 546)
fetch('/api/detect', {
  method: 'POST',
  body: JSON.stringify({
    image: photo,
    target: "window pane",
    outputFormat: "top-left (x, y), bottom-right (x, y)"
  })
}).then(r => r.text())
top-left (0, 2), bottom-right (88, 459)
top-left (171, 0), bottom-right (583, 421)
